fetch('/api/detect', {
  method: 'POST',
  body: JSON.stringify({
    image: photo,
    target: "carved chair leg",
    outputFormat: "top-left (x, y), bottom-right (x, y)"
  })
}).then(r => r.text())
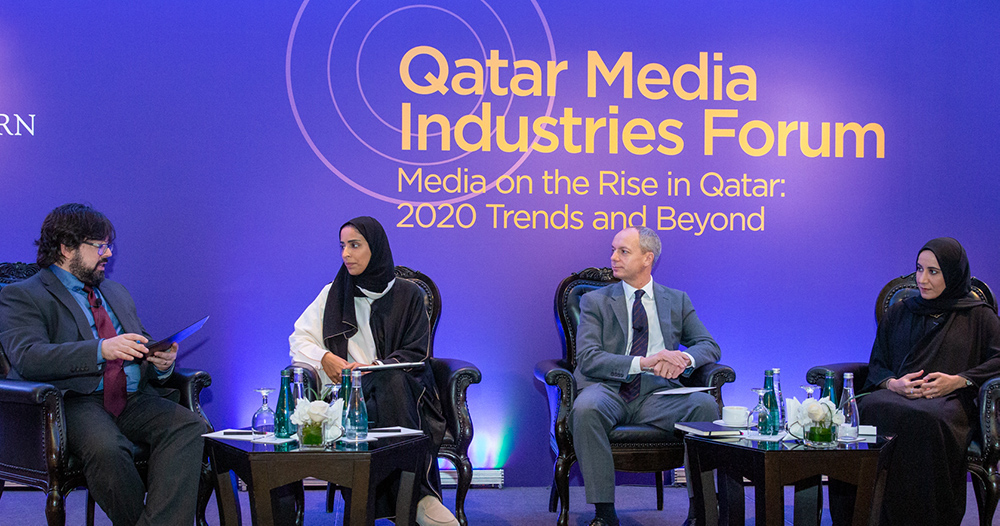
top-left (972, 467), bottom-right (1000, 526)
top-left (655, 471), bottom-right (664, 510)
top-left (548, 481), bottom-right (558, 513)
top-left (0, 479), bottom-right (4, 500)
top-left (86, 490), bottom-right (96, 526)
top-left (554, 456), bottom-right (572, 526)
top-left (984, 480), bottom-right (1000, 526)
top-left (197, 462), bottom-right (214, 526)
top-left (972, 469), bottom-right (987, 526)
top-left (45, 488), bottom-right (67, 526)
top-left (454, 455), bottom-right (473, 526)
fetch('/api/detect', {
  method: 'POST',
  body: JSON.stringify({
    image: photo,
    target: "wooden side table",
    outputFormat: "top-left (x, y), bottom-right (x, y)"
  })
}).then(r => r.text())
top-left (208, 434), bottom-right (429, 526)
top-left (685, 434), bottom-right (895, 526)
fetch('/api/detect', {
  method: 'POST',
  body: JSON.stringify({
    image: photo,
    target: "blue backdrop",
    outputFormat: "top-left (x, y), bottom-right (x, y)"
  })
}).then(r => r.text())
top-left (1, 1), bottom-right (998, 486)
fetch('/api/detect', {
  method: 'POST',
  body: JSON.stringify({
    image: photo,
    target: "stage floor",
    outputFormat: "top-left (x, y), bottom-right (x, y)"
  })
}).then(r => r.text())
top-left (0, 481), bottom-right (992, 525)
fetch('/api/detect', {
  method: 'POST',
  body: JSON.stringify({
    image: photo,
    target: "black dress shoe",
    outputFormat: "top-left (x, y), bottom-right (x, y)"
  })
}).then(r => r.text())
top-left (680, 518), bottom-right (698, 526)
top-left (588, 517), bottom-right (619, 526)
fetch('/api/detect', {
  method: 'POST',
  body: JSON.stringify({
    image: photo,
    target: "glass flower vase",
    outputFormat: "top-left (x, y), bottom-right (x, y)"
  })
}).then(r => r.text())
top-left (324, 419), bottom-right (343, 447)
top-left (297, 422), bottom-right (325, 449)
top-left (803, 421), bottom-right (838, 449)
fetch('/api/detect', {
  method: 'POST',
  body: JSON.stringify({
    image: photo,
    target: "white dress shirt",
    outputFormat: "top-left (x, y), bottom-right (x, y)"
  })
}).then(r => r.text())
top-left (622, 279), bottom-right (696, 375)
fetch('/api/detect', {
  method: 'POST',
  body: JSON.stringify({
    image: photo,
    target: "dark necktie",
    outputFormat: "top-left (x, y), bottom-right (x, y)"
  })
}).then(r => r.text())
top-left (619, 289), bottom-right (648, 403)
top-left (84, 285), bottom-right (127, 417)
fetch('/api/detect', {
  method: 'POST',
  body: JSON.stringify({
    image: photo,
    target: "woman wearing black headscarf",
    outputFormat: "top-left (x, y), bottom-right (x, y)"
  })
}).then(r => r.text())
top-left (289, 216), bottom-right (455, 526)
top-left (857, 237), bottom-right (1000, 525)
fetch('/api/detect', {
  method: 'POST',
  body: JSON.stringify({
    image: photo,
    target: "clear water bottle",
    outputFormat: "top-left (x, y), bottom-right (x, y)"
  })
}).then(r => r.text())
top-left (772, 368), bottom-right (786, 430)
top-left (289, 366), bottom-right (309, 403)
top-left (345, 369), bottom-right (368, 441)
top-left (838, 372), bottom-right (860, 440)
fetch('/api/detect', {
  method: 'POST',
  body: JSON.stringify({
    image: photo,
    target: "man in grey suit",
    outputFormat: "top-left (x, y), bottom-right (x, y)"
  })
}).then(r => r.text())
top-left (0, 203), bottom-right (205, 526)
top-left (571, 226), bottom-right (721, 526)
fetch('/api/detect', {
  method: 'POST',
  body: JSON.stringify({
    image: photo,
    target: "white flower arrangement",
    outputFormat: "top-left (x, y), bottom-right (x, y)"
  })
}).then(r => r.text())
top-left (290, 398), bottom-right (345, 445)
top-left (787, 396), bottom-right (844, 428)
top-left (290, 398), bottom-right (341, 426)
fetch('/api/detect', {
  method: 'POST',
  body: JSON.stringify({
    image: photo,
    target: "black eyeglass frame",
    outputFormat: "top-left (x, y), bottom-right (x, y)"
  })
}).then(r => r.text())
top-left (81, 241), bottom-right (114, 256)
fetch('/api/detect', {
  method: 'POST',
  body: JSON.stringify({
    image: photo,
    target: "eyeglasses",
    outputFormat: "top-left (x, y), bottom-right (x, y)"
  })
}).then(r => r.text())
top-left (81, 241), bottom-right (113, 256)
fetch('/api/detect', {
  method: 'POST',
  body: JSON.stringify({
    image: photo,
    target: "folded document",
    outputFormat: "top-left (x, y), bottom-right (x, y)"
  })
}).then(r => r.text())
top-left (203, 429), bottom-right (295, 444)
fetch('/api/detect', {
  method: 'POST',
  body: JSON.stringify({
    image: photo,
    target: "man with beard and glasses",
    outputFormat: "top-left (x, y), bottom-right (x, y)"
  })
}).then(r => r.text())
top-left (0, 203), bottom-right (206, 526)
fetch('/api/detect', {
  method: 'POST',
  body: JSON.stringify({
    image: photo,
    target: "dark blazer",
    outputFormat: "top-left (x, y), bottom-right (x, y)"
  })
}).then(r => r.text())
top-left (0, 267), bottom-right (162, 395)
top-left (574, 280), bottom-right (721, 397)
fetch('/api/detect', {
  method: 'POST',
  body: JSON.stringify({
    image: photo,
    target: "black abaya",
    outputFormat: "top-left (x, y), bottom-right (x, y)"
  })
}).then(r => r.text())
top-left (321, 216), bottom-right (447, 516)
top-left (857, 238), bottom-right (1000, 525)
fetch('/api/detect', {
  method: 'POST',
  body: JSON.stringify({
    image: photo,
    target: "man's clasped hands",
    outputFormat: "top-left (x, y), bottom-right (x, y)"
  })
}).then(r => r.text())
top-left (638, 349), bottom-right (692, 379)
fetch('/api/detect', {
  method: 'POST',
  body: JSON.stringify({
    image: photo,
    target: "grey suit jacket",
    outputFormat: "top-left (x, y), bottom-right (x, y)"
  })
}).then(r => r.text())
top-left (0, 267), bottom-right (160, 395)
top-left (574, 280), bottom-right (721, 397)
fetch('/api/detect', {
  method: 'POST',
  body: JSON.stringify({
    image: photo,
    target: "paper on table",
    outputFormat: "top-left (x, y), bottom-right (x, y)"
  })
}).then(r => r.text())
top-left (741, 430), bottom-right (789, 442)
top-left (203, 429), bottom-right (296, 444)
top-left (338, 436), bottom-right (378, 443)
top-left (367, 426), bottom-right (424, 439)
top-left (651, 386), bottom-right (715, 395)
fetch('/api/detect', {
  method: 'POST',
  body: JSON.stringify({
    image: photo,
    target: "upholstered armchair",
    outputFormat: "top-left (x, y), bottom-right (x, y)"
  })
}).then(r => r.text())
top-left (0, 262), bottom-right (215, 526)
top-left (302, 265), bottom-right (481, 526)
top-left (534, 267), bottom-right (736, 526)
top-left (807, 273), bottom-right (999, 526)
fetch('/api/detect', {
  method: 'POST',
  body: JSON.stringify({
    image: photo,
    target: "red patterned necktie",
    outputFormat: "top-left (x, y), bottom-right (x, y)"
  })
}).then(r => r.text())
top-left (84, 285), bottom-right (127, 417)
top-left (619, 289), bottom-right (648, 403)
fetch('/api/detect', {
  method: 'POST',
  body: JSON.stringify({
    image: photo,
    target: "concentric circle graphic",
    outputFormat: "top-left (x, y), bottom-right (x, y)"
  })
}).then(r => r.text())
top-left (352, 5), bottom-right (500, 141)
top-left (286, 0), bottom-right (558, 205)
top-left (332, 4), bottom-right (515, 165)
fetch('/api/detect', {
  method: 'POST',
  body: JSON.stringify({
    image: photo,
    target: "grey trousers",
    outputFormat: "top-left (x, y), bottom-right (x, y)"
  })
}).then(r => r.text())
top-left (64, 391), bottom-right (206, 526)
top-left (569, 383), bottom-right (719, 504)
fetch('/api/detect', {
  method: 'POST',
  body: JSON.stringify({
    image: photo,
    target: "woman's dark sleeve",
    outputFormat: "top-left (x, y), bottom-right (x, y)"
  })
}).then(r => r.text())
top-left (379, 285), bottom-right (432, 365)
top-left (959, 308), bottom-right (1000, 386)
top-left (864, 308), bottom-right (900, 391)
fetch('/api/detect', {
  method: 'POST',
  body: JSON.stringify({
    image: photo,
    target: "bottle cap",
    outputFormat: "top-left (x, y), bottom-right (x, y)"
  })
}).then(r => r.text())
top-left (843, 372), bottom-right (854, 379)
top-left (825, 370), bottom-right (835, 377)
top-left (281, 369), bottom-right (291, 377)
top-left (772, 368), bottom-right (781, 373)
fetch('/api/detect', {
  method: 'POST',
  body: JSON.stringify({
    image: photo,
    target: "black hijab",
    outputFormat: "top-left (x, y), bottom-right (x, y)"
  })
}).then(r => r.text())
top-left (905, 237), bottom-right (984, 315)
top-left (322, 216), bottom-right (395, 343)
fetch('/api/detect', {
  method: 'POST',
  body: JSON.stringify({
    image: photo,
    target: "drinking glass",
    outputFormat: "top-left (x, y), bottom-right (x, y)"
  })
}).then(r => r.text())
top-left (252, 388), bottom-right (275, 434)
top-left (324, 383), bottom-right (340, 403)
top-left (800, 385), bottom-right (817, 400)
top-left (747, 387), bottom-right (769, 429)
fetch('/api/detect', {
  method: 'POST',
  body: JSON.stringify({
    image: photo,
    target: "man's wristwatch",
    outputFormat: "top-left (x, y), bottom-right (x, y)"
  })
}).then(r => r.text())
top-left (965, 377), bottom-right (974, 388)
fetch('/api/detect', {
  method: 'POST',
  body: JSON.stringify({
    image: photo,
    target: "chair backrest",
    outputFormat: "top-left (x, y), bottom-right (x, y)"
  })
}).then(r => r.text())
top-left (875, 272), bottom-right (997, 324)
top-left (555, 267), bottom-right (619, 370)
top-left (394, 265), bottom-right (442, 356)
top-left (0, 262), bottom-right (42, 378)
